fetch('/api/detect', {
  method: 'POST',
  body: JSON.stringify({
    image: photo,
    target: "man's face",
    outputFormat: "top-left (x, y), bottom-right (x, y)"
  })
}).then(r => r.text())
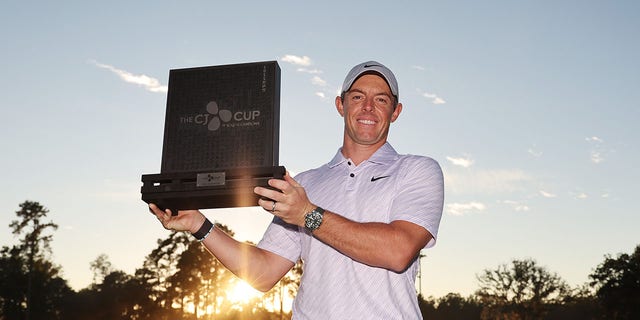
top-left (337, 74), bottom-right (402, 148)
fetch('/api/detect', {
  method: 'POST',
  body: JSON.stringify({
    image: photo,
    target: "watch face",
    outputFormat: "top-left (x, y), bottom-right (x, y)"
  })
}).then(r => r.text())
top-left (305, 209), bottom-right (323, 231)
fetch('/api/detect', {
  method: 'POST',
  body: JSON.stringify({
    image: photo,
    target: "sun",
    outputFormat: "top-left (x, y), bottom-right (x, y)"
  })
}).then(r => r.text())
top-left (228, 280), bottom-right (263, 304)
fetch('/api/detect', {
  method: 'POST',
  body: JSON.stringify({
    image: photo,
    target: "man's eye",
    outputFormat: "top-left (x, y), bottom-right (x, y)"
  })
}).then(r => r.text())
top-left (376, 97), bottom-right (390, 105)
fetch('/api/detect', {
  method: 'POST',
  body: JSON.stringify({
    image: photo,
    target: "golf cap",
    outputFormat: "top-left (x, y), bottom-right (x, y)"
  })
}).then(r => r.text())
top-left (341, 61), bottom-right (399, 100)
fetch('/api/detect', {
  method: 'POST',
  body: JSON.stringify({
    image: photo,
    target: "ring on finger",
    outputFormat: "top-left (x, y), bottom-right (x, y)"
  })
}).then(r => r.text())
top-left (271, 201), bottom-right (277, 212)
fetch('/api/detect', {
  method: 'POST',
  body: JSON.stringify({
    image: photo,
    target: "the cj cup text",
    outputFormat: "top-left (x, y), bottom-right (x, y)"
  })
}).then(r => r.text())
top-left (179, 101), bottom-right (262, 131)
top-left (181, 111), bottom-right (261, 125)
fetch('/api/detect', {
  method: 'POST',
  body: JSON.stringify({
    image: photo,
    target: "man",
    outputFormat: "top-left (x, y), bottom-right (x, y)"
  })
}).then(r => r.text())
top-left (149, 61), bottom-right (444, 319)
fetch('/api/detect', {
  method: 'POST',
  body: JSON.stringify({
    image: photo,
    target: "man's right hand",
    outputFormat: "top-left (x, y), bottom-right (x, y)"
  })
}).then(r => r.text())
top-left (148, 203), bottom-right (206, 234)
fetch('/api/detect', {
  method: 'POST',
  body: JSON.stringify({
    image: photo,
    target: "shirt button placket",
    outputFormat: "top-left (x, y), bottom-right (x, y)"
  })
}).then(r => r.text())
top-left (346, 161), bottom-right (356, 191)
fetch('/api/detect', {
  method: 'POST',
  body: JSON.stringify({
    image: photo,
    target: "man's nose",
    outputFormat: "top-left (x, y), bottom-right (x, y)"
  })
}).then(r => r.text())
top-left (362, 97), bottom-right (375, 112)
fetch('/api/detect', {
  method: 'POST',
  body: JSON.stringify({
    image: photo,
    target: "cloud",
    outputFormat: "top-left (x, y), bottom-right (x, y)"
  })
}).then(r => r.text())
top-left (421, 92), bottom-right (446, 104)
top-left (585, 136), bottom-right (606, 164)
top-left (281, 55), bottom-right (312, 66)
top-left (90, 60), bottom-right (167, 93)
top-left (445, 168), bottom-right (533, 195)
top-left (499, 200), bottom-right (530, 212)
top-left (539, 190), bottom-right (557, 198)
top-left (446, 202), bottom-right (486, 216)
top-left (279, 54), bottom-right (331, 100)
top-left (311, 76), bottom-right (327, 87)
top-left (297, 68), bottom-right (323, 74)
top-left (412, 65), bottom-right (426, 71)
top-left (446, 156), bottom-right (474, 168)
top-left (575, 192), bottom-right (588, 199)
top-left (527, 146), bottom-right (543, 158)
top-left (590, 151), bottom-right (604, 164)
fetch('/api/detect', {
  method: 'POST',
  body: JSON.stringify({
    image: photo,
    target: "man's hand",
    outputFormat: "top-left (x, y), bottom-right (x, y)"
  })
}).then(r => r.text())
top-left (148, 203), bottom-right (206, 234)
top-left (254, 172), bottom-right (314, 227)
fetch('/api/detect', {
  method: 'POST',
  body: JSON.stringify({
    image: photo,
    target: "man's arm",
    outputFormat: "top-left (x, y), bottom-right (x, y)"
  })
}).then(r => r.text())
top-left (310, 212), bottom-right (431, 272)
top-left (254, 173), bottom-right (433, 273)
top-left (149, 204), bottom-right (294, 292)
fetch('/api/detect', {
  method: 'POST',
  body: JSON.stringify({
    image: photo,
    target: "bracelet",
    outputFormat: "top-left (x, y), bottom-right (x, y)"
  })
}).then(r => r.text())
top-left (191, 218), bottom-right (214, 242)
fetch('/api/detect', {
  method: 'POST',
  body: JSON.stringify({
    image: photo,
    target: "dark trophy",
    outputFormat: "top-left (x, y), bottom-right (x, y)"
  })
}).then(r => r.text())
top-left (141, 61), bottom-right (285, 213)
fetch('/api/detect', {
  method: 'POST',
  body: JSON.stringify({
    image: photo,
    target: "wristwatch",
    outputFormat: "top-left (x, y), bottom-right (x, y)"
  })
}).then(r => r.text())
top-left (304, 207), bottom-right (325, 232)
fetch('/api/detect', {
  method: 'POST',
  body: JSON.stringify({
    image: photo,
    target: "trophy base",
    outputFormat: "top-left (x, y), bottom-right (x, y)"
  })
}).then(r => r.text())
top-left (141, 166), bottom-right (285, 212)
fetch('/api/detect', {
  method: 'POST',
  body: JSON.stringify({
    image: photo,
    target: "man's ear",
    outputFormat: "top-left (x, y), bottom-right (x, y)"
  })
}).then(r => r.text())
top-left (391, 103), bottom-right (403, 123)
top-left (335, 96), bottom-right (345, 117)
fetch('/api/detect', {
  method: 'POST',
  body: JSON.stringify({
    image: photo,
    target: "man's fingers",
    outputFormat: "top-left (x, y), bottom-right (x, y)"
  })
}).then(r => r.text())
top-left (255, 185), bottom-right (284, 202)
top-left (284, 171), bottom-right (301, 187)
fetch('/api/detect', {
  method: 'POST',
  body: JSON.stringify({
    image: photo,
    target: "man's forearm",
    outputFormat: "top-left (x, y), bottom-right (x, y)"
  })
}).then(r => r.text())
top-left (311, 210), bottom-right (432, 272)
top-left (200, 226), bottom-right (294, 292)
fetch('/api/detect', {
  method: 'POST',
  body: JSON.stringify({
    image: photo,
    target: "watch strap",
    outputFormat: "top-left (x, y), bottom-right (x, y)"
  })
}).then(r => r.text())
top-left (192, 218), bottom-right (214, 242)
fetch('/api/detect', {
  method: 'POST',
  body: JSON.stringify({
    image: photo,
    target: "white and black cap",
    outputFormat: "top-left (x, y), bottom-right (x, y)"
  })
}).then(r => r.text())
top-left (341, 61), bottom-right (399, 100)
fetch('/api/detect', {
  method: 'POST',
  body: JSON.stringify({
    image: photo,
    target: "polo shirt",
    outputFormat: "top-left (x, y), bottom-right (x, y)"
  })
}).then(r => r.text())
top-left (257, 142), bottom-right (444, 319)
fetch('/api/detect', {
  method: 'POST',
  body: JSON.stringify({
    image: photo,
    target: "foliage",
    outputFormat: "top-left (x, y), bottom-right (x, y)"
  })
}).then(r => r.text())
top-left (90, 253), bottom-right (114, 285)
top-left (476, 258), bottom-right (570, 320)
top-left (9, 200), bottom-right (58, 261)
top-left (3, 200), bottom-right (640, 319)
top-left (589, 245), bottom-right (640, 319)
top-left (418, 293), bottom-right (482, 319)
top-left (1, 201), bottom-right (71, 320)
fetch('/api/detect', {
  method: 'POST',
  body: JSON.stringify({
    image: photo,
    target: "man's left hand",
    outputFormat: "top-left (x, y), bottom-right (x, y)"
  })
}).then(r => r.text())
top-left (254, 172), bottom-right (314, 227)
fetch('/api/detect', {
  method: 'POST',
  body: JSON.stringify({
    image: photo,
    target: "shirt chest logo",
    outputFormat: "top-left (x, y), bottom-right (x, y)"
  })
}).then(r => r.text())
top-left (370, 175), bottom-right (391, 182)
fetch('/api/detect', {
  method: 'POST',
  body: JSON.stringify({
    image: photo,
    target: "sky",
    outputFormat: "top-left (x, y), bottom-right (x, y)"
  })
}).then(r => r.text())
top-left (1, 1), bottom-right (638, 299)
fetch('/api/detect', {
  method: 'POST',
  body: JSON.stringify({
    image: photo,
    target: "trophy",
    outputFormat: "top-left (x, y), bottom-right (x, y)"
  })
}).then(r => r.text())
top-left (141, 61), bottom-right (285, 213)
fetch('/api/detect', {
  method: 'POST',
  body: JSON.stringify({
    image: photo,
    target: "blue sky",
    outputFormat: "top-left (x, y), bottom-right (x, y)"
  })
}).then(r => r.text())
top-left (1, 1), bottom-right (638, 299)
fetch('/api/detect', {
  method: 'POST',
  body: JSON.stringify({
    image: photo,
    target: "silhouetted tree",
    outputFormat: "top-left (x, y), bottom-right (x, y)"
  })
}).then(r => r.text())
top-left (476, 258), bottom-right (569, 320)
top-left (164, 224), bottom-right (236, 318)
top-left (418, 294), bottom-right (437, 319)
top-left (545, 285), bottom-right (601, 320)
top-left (0, 246), bottom-right (28, 319)
top-left (137, 231), bottom-right (191, 319)
top-left (90, 253), bottom-right (114, 285)
top-left (435, 292), bottom-right (482, 319)
top-left (589, 244), bottom-right (640, 319)
top-left (1, 200), bottom-right (70, 320)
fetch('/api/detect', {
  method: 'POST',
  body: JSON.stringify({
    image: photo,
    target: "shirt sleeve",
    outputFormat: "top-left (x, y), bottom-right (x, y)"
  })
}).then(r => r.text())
top-left (390, 156), bottom-right (444, 248)
top-left (256, 216), bottom-right (302, 263)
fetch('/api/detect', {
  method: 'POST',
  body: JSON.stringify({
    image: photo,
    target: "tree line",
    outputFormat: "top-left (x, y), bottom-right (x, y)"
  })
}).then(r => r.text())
top-left (1, 200), bottom-right (638, 319)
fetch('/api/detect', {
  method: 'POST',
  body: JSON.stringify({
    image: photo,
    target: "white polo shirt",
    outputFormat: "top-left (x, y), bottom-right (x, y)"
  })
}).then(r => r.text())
top-left (258, 142), bottom-right (444, 319)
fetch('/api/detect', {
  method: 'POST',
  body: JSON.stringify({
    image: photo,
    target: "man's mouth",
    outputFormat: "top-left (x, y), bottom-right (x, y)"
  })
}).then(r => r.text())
top-left (358, 119), bottom-right (377, 125)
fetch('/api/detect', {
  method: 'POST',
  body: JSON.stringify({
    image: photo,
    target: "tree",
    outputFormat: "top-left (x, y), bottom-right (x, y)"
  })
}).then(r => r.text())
top-left (3, 200), bottom-right (68, 320)
top-left (544, 285), bottom-right (601, 320)
top-left (139, 224), bottom-right (240, 318)
top-left (476, 258), bottom-right (570, 320)
top-left (137, 231), bottom-right (192, 319)
top-left (435, 293), bottom-right (482, 319)
top-left (90, 254), bottom-right (114, 285)
top-left (418, 294), bottom-right (437, 319)
top-left (0, 246), bottom-right (27, 319)
top-left (167, 223), bottom-right (236, 318)
top-left (589, 244), bottom-right (640, 319)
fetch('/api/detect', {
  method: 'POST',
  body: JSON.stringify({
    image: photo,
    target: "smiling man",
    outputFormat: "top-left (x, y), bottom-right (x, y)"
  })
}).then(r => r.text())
top-left (150, 61), bottom-right (444, 319)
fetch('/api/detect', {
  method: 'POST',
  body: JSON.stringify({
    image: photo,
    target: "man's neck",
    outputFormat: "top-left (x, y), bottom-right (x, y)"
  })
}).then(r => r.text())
top-left (341, 140), bottom-right (386, 166)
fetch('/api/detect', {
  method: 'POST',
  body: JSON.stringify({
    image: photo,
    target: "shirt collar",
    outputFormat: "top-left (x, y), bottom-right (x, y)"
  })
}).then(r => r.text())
top-left (328, 142), bottom-right (399, 168)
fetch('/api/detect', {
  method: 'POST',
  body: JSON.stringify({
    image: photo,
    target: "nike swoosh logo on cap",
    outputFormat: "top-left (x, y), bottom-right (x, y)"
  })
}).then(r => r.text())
top-left (371, 175), bottom-right (390, 182)
top-left (364, 64), bottom-right (381, 68)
